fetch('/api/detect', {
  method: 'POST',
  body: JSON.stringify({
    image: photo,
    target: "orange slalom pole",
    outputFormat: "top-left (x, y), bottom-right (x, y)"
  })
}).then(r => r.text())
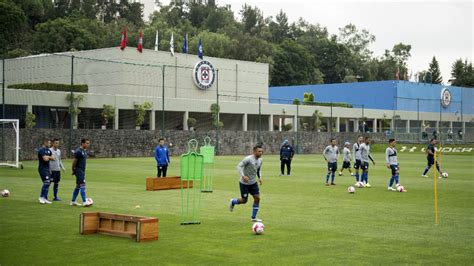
top-left (434, 151), bottom-right (439, 225)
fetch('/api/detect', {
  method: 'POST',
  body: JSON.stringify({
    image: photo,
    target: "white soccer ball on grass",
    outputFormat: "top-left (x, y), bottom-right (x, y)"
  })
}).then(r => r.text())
top-left (252, 222), bottom-right (264, 235)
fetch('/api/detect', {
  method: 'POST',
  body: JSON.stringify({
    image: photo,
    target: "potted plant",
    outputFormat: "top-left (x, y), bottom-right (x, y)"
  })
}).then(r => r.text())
top-left (101, 104), bottom-right (115, 130)
top-left (134, 102), bottom-right (152, 130)
top-left (25, 112), bottom-right (36, 129)
top-left (187, 117), bottom-right (197, 131)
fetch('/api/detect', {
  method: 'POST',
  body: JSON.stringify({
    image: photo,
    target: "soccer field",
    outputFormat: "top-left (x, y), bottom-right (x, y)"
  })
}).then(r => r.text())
top-left (0, 152), bottom-right (473, 265)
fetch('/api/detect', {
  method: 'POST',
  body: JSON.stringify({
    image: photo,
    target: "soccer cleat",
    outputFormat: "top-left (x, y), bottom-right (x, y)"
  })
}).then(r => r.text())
top-left (83, 201), bottom-right (92, 207)
top-left (39, 197), bottom-right (46, 204)
top-left (421, 174), bottom-right (428, 177)
top-left (70, 201), bottom-right (82, 206)
top-left (350, 173), bottom-right (355, 176)
top-left (43, 198), bottom-right (52, 204)
top-left (229, 199), bottom-right (235, 212)
top-left (331, 182), bottom-right (336, 185)
top-left (388, 187), bottom-right (396, 191)
top-left (251, 218), bottom-right (263, 222)
top-left (365, 183), bottom-right (372, 188)
top-left (53, 198), bottom-right (61, 201)
top-left (325, 183), bottom-right (330, 186)
top-left (287, 174), bottom-right (291, 176)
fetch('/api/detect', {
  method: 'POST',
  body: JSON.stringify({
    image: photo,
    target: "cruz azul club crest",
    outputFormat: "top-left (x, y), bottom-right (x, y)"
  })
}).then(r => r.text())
top-left (440, 88), bottom-right (452, 108)
top-left (193, 60), bottom-right (216, 90)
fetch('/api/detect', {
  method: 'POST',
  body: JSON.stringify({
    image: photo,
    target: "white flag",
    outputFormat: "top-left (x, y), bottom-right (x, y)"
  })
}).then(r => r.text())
top-left (170, 32), bottom-right (175, 56)
top-left (154, 30), bottom-right (159, 51)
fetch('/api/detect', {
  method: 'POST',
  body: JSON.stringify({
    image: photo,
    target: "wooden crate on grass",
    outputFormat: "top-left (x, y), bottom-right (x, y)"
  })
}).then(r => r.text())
top-left (80, 212), bottom-right (158, 242)
top-left (146, 176), bottom-right (193, 191)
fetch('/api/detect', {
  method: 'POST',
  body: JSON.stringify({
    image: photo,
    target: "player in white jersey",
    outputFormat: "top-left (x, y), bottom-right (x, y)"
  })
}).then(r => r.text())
top-left (229, 145), bottom-right (264, 222)
top-left (49, 138), bottom-right (66, 201)
top-left (323, 139), bottom-right (339, 186)
top-left (352, 136), bottom-right (364, 184)
top-left (339, 141), bottom-right (353, 176)
top-left (360, 136), bottom-right (375, 187)
top-left (386, 138), bottom-right (405, 191)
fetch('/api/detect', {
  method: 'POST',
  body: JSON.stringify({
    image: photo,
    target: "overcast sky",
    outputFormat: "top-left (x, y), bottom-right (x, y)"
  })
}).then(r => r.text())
top-left (158, 0), bottom-right (473, 83)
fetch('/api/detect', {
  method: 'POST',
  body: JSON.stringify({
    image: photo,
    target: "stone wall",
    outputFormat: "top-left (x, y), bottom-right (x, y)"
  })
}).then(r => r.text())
top-left (13, 129), bottom-right (390, 160)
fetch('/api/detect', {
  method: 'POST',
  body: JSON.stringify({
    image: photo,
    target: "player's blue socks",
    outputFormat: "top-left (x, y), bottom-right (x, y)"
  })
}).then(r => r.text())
top-left (231, 199), bottom-right (239, 205)
top-left (53, 183), bottom-right (59, 199)
top-left (326, 172), bottom-right (330, 183)
top-left (355, 172), bottom-right (359, 182)
top-left (422, 166), bottom-right (430, 175)
top-left (389, 176), bottom-right (395, 187)
top-left (251, 203), bottom-right (259, 219)
top-left (361, 172), bottom-right (368, 183)
top-left (331, 173), bottom-right (335, 183)
top-left (80, 185), bottom-right (86, 202)
top-left (40, 183), bottom-right (50, 199)
top-left (394, 175), bottom-right (399, 185)
top-left (72, 188), bottom-right (80, 201)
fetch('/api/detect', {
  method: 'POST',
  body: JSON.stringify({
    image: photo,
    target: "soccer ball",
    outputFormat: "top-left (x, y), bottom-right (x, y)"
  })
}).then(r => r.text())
top-left (347, 186), bottom-right (355, 193)
top-left (1, 189), bottom-right (10, 197)
top-left (396, 185), bottom-right (405, 192)
top-left (355, 182), bottom-right (364, 188)
top-left (252, 222), bottom-right (264, 235)
top-left (441, 172), bottom-right (448, 178)
top-left (84, 197), bottom-right (93, 206)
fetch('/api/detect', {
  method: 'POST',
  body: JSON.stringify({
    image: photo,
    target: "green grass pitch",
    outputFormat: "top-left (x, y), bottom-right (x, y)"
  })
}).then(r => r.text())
top-left (0, 152), bottom-right (473, 264)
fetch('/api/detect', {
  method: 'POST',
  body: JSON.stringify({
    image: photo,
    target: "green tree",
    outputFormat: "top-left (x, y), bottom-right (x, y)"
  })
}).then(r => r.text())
top-left (450, 59), bottom-right (474, 87)
top-left (428, 56), bottom-right (443, 84)
top-left (337, 24), bottom-right (375, 60)
top-left (0, 0), bottom-right (27, 55)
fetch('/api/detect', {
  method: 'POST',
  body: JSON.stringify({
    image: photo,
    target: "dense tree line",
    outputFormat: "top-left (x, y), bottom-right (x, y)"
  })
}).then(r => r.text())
top-left (1, 0), bottom-right (472, 87)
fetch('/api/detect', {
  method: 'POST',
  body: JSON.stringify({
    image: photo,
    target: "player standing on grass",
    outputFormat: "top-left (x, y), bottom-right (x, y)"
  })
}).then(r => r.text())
top-left (49, 138), bottom-right (65, 201)
top-left (339, 141), bottom-right (353, 176)
top-left (421, 138), bottom-right (442, 178)
top-left (229, 145), bottom-right (264, 222)
top-left (71, 138), bottom-right (92, 207)
top-left (38, 138), bottom-right (55, 204)
top-left (323, 139), bottom-right (339, 186)
top-left (386, 138), bottom-right (403, 191)
top-left (353, 136), bottom-right (363, 184)
top-left (360, 136), bottom-right (375, 187)
top-left (155, 138), bottom-right (170, 177)
top-left (280, 139), bottom-right (294, 176)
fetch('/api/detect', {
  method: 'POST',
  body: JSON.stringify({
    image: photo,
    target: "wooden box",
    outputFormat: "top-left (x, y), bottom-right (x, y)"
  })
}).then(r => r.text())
top-left (80, 212), bottom-right (158, 242)
top-left (146, 176), bottom-right (193, 191)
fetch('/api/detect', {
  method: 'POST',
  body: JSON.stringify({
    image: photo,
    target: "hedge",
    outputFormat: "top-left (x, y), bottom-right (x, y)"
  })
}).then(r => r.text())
top-left (8, 82), bottom-right (88, 93)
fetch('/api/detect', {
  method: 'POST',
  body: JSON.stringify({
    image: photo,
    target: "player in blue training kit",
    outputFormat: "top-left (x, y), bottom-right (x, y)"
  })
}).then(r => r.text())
top-left (386, 138), bottom-right (403, 191)
top-left (421, 138), bottom-right (442, 178)
top-left (360, 136), bottom-right (375, 187)
top-left (229, 145), bottom-right (264, 222)
top-left (38, 138), bottom-right (55, 204)
top-left (323, 138), bottom-right (339, 186)
top-left (352, 136), bottom-right (364, 184)
top-left (71, 138), bottom-right (92, 207)
top-left (154, 138), bottom-right (170, 177)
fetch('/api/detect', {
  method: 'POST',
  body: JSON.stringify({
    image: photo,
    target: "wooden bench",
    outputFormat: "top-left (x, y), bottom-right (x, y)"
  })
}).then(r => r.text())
top-left (80, 212), bottom-right (158, 242)
top-left (146, 176), bottom-right (193, 191)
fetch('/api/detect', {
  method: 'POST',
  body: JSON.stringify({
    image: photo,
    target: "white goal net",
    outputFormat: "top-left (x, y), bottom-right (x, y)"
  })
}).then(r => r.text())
top-left (0, 119), bottom-right (20, 168)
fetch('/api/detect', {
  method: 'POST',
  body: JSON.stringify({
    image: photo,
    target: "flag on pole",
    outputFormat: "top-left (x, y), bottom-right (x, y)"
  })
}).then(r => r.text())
top-left (137, 30), bottom-right (143, 53)
top-left (170, 32), bottom-right (175, 56)
top-left (154, 30), bottom-right (159, 51)
top-left (198, 38), bottom-right (203, 59)
top-left (395, 66), bottom-right (400, 80)
top-left (120, 27), bottom-right (127, 50)
top-left (182, 34), bottom-right (188, 54)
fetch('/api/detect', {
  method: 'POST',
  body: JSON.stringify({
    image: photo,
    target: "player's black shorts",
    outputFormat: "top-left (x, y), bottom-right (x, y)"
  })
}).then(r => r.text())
top-left (51, 171), bottom-right (61, 183)
top-left (362, 161), bottom-right (369, 170)
top-left (327, 162), bottom-right (337, 172)
top-left (239, 182), bottom-right (260, 199)
top-left (390, 165), bottom-right (399, 176)
top-left (342, 161), bottom-right (351, 169)
top-left (39, 170), bottom-right (50, 183)
top-left (427, 157), bottom-right (435, 166)
top-left (354, 159), bottom-right (362, 169)
top-left (75, 169), bottom-right (86, 185)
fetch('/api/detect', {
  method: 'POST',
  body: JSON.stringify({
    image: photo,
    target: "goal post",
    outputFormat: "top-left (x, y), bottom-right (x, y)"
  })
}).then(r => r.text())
top-left (0, 119), bottom-right (20, 168)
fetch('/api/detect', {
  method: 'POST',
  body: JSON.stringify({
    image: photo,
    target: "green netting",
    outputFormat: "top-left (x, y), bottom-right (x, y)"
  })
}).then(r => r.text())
top-left (200, 136), bottom-right (215, 192)
top-left (200, 136), bottom-right (215, 164)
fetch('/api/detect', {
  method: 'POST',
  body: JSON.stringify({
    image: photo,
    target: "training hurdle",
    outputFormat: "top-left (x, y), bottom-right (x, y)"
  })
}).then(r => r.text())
top-left (80, 212), bottom-right (158, 242)
top-left (146, 176), bottom-right (193, 191)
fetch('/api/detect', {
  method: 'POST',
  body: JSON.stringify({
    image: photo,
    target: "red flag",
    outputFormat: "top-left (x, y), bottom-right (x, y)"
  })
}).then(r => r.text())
top-left (120, 27), bottom-right (127, 50)
top-left (395, 66), bottom-right (400, 80)
top-left (137, 30), bottom-right (143, 53)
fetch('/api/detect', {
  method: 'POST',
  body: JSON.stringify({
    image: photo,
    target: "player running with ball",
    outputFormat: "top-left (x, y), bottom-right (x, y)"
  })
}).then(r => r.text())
top-left (229, 145), bottom-right (264, 222)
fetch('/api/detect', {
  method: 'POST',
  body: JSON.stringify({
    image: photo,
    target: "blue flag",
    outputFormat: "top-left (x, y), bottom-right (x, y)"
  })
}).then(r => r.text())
top-left (198, 38), bottom-right (203, 59)
top-left (182, 34), bottom-right (188, 54)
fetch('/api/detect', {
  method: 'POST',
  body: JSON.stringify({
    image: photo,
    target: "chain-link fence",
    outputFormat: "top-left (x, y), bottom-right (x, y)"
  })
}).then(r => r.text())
top-left (1, 54), bottom-right (473, 160)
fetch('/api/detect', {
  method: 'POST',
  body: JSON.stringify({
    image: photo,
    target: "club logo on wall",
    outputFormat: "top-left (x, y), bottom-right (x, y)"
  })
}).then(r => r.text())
top-left (193, 60), bottom-right (216, 90)
top-left (440, 88), bottom-right (451, 108)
